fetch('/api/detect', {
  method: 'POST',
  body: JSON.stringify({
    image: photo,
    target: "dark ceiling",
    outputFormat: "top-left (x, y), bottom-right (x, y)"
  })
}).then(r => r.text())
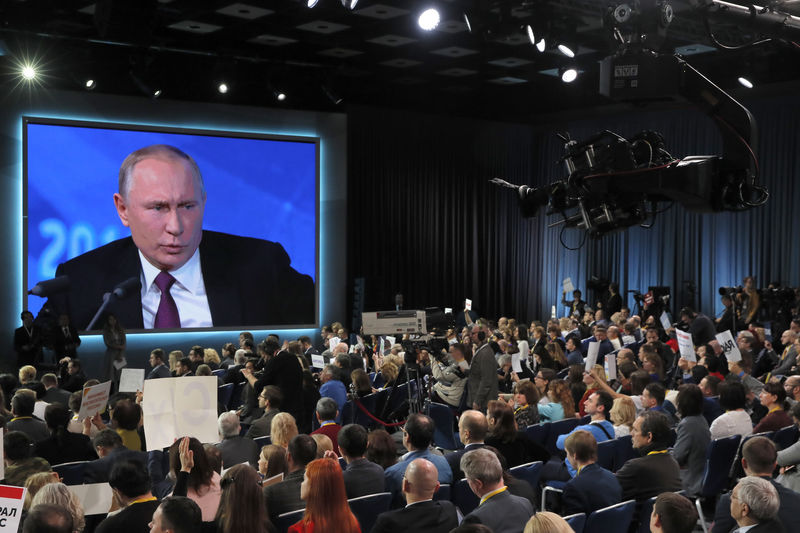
top-left (1, 0), bottom-right (799, 121)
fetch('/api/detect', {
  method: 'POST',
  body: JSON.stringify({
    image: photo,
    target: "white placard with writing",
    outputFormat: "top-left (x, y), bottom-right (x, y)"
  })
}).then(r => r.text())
top-left (610, 338), bottom-right (622, 350)
top-left (563, 277), bottom-right (575, 293)
top-left (67, 483), bottom-right (113, 515)
top-left (511, 353), bottom-right (523, 374)
top-left (119, 368), bottom-right (145, 393)
top-left (329, 337), bottom-right (340, 351)
top-left (379, 338), bottom-right (385, 355)
top-left (311, 355), bottom-right (325, 370)
top-left (606, 353), bottom-right (617, 381)
top-left (715, 330), bottom-right (742, 363)
top-left (676, 329), bottom-right (696, 361)
top-left (0, 485), bottom-right (26, 531)
top-left (660, 311), bottom-right (672, 331)
top-left (0, 429), bottom-right (3, 481)
top-left (386, 335), bottom-right (396, 348)
top-left (622, 335), bottom-right (636, 346)
top-left (585, 342), bottom-right (600, 373)
top-left (764, 327), bottom-right (772, 342)
top-left (465, 298), bottom-right (472, 311)
top-left (143, 377), bottom-right (219, 451)
top-left (444, 307), bottom-right (453, 315)
top-left (77, 381), bottom-right (112, 421)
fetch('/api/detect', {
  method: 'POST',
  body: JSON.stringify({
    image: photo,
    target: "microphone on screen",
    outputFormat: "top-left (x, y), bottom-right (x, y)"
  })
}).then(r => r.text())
top-left (28, 275), bottom-right (70, 297)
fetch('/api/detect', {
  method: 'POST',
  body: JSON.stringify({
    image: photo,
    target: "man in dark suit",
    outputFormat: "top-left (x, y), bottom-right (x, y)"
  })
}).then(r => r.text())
top-left (561, 430), bottom-right (621, 516)
top-left (615, 411), bottom-right (682, 501)
top-left (14, 310), bottom-right (42, 367)
top-left (40, 373), bottom-right (72, 406)
top-left (264, 434), bottom-right (317, 522)
top-left (95, 459), bottom-right (160, 533)
top-left (146, 349), bottom-right (172, 380)
top-left (58, 358), bottom-right (87, 392)
top-left (215, 411), bottom-right (259, 469)
top-left (445, 410), bottom-right (487, 482)
top-left (580, 325), bottom-right (615, 362)
top-left (461, 448), bottom-right (533, 533)
top-left (711, 437), bottom-right (800, 533)
top-left (40, 144), bottom-right (314, 331)
top-left (51, 314), bottom-right (80, 358)
top-left (84, 429), bottom-right (148, 483)
top-left (7, 392), bottom-right (49, 442)
top-left (372, 458), bottom-right (458, 533)
top-left (243, 349), bottom-right (304, 426)
top-left (467, 326), bottom-right (498, 412)
top-left (726, 476), bottom-right (785, 533)
top-left (338, 424), bottom-right (385, 499)
top-left (245, 385), bottom-right (282, 439)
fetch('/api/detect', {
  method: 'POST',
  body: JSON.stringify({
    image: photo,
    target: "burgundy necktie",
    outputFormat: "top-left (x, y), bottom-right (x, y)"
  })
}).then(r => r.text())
top-left (154, 271), bottom-right (180, 328)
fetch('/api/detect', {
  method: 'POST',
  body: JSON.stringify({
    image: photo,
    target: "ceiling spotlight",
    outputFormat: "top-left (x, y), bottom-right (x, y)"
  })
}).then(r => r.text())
top-left (153, 88), bottom-right (162, 98)
top-left (274, 90), bottom-right (286, 101)
top-left (738, 77), bottom-right (754, 89)
top-left (21, 65), bottom-right (37, 80)
top-left (463, 13), bottom-right (472, 33)
top-left (307, 0), bottom-right (319, 6)
top-left (558, 44), bottom-right (575, 58)
top-left (418, 8), bottom-right (441, 31)
top-left (341, 0), bottom-right (359, 8)
top-left (218, 82), bottom-right (228, 94)
top-left (561, 68), bottom-right (578, 83)
top-left (526, 25), bottom-right (536, 45)
top-left (322, 84), bottom-right (343, 105)
top-left (536, 38), bottom-right (546, 52)
top-left (85, 79), bottom-right (96, 90)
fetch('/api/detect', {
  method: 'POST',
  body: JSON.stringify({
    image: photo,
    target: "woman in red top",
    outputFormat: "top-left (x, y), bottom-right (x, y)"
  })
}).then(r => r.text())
top-left (289, 458), bottom-right (361, 533)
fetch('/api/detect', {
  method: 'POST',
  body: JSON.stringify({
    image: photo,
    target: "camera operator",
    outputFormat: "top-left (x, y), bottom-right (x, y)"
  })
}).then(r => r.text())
top-left (431, 343), bottom-right (471, 408)
top-left (737, 276), bottom-right (760, 326)
top-left (716, 293), bottom-right (744, 333)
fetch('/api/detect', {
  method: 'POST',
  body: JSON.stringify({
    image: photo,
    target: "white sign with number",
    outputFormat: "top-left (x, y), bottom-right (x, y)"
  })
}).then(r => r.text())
top-left (585, 342), bottom-right (600, 373)
top-left (675, 329), bottom-right (696, 361)
top-left (143, 377), bottom-right (219, 451)
top-left (563, 277), bottom-right (575, 293)
top-left (715, 330), bottom-right (742, 363)
top-left (660, 311), bottom-right (672, 331)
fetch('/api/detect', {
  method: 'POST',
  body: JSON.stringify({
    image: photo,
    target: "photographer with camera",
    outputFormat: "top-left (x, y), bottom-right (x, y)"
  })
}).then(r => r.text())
top-left (431, 343), bottom-right (471, 408)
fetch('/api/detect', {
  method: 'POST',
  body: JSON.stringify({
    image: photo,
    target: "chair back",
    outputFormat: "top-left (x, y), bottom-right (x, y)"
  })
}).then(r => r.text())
top-left (52, 460), bottom-right (90, 485)
top-left (229, 381), bottom-right (246, 410)
top-left (699, 435), bottom-right (742, 498)
top-left (452, 478), bottom-right (480, 515)
top-left (348, 491), bottom-right (392, 533)
top-left (217, 383), bottom-right (233, 408)
top-left (613, 435), bottom-right (638, 471)
top-left (508, 461), bottom-right (543, 491)
top-left (434, 483), bottom-right (451, 501)
top-left (584, 499), bottom-right (636, 533)
top-left (547, 418), bottom-right (582, 455)
top-left (563, 512), bottom-right (587, 533)
top-left (597, 439), bottom-right (617, 471)
top-left (253, 435), bottom-right (271, 448)
top-left (525, 422), bottom-right (550, 447)
top-left (429, 402), bottom-right (461, 450)
top-left (275, 508), bottom-right (305, 533)
top-left (211, 368), bottom-right (226, 378)
top-left (773, 424), bottom-right (799, 450)
top-left (371, 372), bottom-right (385, 389)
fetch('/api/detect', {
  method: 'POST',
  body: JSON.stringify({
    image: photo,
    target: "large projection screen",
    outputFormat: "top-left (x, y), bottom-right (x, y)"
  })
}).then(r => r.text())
top-left (24, 118), bottom-right (319, 332)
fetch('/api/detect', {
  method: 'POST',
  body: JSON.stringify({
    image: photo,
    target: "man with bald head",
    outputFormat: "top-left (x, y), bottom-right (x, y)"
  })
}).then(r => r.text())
top-left (372, 459), bottom-right (459, 533)
top-left (445, 410), bottom-right (488, 481)
top-left (43, 144), bottom-right (314, 330)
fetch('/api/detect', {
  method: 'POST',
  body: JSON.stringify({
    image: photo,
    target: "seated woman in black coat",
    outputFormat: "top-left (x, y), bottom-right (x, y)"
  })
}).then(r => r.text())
top-left (34, 404), bottom-right (97, 466)
top-left (484, 400), bottom-right (549, 468)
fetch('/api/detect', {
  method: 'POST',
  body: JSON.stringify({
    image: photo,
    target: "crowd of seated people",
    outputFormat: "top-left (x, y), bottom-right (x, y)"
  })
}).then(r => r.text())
top-left (3, 302), bottom-right (800, 533)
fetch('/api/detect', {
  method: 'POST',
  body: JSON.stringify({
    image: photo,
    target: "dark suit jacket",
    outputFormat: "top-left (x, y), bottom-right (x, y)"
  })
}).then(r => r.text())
top-left (255, 352), bottom-right (304, 424)
top-left (711, 476), bottom-right (800, 533)
top-left (14, 325), bottom-right (43, 366)
top-left (264, 468), bottom-right (306, 522)
top-left (615, 450), bottom-right (682, 501)
top-left (34, 432), bottom-right (97, 466)
top-left (51, 324), bottom-right (81, 357)
top-left (95, 499), bottom-right (161, 533)
top-left (42, 387), bottom-right (72, 407)
top-left (463, 489), bottom-right (534, 533)
top-left (445, 443), bottom-right (485, 482)
top-left (7, 417), bottom-right (50, 442)
top-left (84, 446), bottom-right (149, 483)
top-left (562, 463), bottom-right (622, 516)
top-left (146, 364), bottom-right (172, 380)
top-left (372, 500), bottom-right (459, 533)
top-left (245, 408), bottom-right (279, 439)
top-left (216, 435), bottom-right (259, 469)
top-left (342, 458), bottom-right (386, 499)
top-left (44, 231), bottom-right (314, 330)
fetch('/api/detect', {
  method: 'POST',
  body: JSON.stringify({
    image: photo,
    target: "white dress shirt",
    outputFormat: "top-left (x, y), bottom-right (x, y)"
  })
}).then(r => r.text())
top-left (139, 249), bottom-right (213, 328)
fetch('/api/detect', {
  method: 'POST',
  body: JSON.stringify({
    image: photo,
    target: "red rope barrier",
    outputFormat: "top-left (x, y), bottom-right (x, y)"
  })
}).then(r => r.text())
top-left (353, 398), bottom-right (405, 427)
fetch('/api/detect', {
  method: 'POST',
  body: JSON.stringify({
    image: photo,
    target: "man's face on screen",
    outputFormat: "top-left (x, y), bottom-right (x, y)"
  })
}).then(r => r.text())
top-left (114, 156), bottom-right (206, 271)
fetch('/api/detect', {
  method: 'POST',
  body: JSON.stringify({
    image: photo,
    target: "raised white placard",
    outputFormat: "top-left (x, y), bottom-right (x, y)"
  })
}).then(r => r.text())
top-left (610, 338), bottom-right (622, 350)
top-left (585, 342), bottom-right (600, 373)
top-left (622, 335), bottom-right (636, 346)
top-left (77, 381), bottom-right (112, 421)
top-left (563, 277), bottom-right (575, 293)
top-left (329, 337), bottom-right (340, 351)
top-left (67, 483), bottom-right (113, 515)
top-left (119, 368), bottom-right (145, 393)
top-left (511, 353), bottom-right (523, 374)
top-left (607, 353), bottom-right (617, 381)
top-left (311, 355), bottom-right (325, 370)
top-left (659, 311), bottom-right (672, 331)
top-left (715, 330), bottom-right (742, 363)
top-left (142, 377), bottom-right (219, 451)
top-left (386, 335), bottom-right (396, 347)
top-left (676, 329), bottom-right (696, 361)
top-left (0, 484), bottom-right (26, 531)
top-left (465, 298), bottom-right (472, 311)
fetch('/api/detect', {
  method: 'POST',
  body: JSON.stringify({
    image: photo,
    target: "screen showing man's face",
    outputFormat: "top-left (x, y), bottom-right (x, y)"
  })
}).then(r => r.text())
top-left (114, 156), bottom-right (206, 271)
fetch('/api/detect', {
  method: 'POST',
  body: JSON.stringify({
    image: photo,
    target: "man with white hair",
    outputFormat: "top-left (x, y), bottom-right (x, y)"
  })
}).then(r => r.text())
top-left (215, 411), bottom-right (259, 469)
top-left (372, 458), bottom-right (459, 533)
top-left (461, 448), bottom-right (533, 533)
top-left (728, 476), bottom-right (784, 532)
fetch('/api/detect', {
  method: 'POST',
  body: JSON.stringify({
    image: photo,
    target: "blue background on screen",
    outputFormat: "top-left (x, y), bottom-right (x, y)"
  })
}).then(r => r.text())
top-left (26, 121), bottom-right (317, 316)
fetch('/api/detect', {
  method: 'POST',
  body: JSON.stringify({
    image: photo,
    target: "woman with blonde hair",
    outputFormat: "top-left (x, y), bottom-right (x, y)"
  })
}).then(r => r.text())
top-left (203, 348), bottom-right (221, 369)
top-left (538, 379), bottom-right (576, 422)
top-left (31, 482), bottom-right (85, 532)
top-left (610, 395), bottom-right (636, 437)
top-left (23, 471), bottom-right (59, 511)
top-left (168, 350), bottom-right (183, 376)
top-left (271, 412), bottom-right (299, 448)
top-left (524, 511), bottom-right (573, 533)
top-left (312, 434), bottom-right (334, 458)
top-left (290, 458), bottom-right (360, 533)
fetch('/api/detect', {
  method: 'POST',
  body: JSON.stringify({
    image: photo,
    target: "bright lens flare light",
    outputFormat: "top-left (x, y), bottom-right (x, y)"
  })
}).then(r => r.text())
top-left (738, 77), bottom-right (753, 89)
top-left (526, 25), bottom-right (535, 45)
top-left (218, 83), bottom-right (228, 94)
top-left (558, 44), bottom-right (575, 58)
top-left (561, 69), bottom-right (578, 83)
top-left (21, 65), bottom-right (37, 80)
top-left (418, 8), bottom-right (441, 31)
top-left (536, 38), bottom-right (546, 52)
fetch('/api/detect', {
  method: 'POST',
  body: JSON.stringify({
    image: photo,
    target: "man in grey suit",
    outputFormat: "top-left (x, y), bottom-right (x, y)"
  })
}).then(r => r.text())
top-left (146, 349), bottom-right (172, 379)
top-left (467, 326), bottom-right (498, 412)
top-left (339, 424), bottom-right (386, 499)
top-left (461, 448), bottom-right (533, 533)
